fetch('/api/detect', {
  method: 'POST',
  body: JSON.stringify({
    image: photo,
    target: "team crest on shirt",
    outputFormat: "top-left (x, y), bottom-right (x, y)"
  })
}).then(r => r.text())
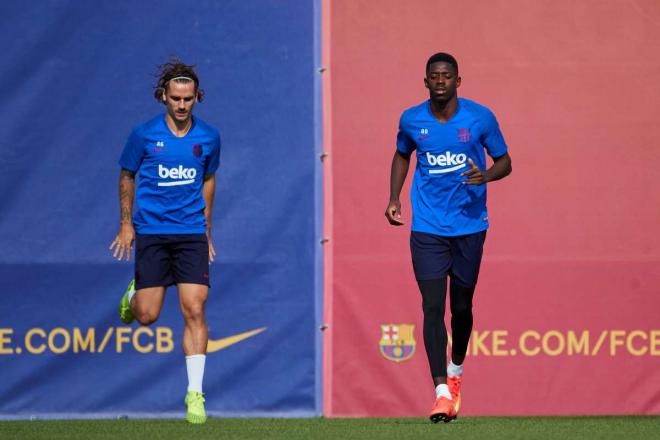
top-left (380, 323), bottom-right (416, 362)
top-left (457, 128), bottom-right (471, 143)
top-left (192, 144), bottom-right (202, 157)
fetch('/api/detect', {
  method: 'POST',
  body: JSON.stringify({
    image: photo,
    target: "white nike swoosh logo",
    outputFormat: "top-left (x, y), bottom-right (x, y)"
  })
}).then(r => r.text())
top-left (158, 179), bottom-right (195, 186)
top-left (206, 327), bottom-right (267, 353)
top-left (428, 163), bottom-right (467, 174)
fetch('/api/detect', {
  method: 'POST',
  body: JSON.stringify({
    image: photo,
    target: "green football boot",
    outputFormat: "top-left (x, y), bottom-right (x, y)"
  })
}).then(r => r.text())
top-left (185, 391), bottom-right (207, 424)
top-left (118, 279), bottom-right (135, 324)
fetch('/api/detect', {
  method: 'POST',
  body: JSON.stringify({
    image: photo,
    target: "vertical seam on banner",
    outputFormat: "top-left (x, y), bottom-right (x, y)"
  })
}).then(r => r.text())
top-left (313, 0), bottom-right (325, 417)
top-left (320, 0), bottom-right (334, 418)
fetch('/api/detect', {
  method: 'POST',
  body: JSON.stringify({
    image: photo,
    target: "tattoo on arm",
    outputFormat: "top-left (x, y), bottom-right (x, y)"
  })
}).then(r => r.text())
top-left (120, 169), bottom-right (135, 178)
top-left (119, 169), bottom-right (135, 223)
top-left (120, 205), bottom-right (131, 222)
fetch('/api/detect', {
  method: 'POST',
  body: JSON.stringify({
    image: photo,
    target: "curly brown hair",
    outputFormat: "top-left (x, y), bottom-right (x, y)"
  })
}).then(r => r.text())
top-left (154, 58), bottom-right (205, 102)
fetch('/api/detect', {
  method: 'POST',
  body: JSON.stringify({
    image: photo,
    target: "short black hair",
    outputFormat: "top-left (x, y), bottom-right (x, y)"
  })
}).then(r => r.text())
top-left (426, 52), bottom-right (458, 74)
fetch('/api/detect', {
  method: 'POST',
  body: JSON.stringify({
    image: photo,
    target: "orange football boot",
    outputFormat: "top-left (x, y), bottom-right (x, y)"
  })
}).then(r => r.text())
top-left (429, 395), bottom-right (457, 423)
top-left (447, 375), bottom-right (462, 416)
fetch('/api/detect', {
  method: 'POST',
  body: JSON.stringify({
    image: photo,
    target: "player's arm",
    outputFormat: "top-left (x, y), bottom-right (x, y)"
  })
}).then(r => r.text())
top-left (385, 150), bottom-right (412, 226)
top-left (202, 174), bottom-right (217, 263)
top-left (463, 152), bottom-right (512, 185)
top-left (109, 168), bottom-right (136, 261)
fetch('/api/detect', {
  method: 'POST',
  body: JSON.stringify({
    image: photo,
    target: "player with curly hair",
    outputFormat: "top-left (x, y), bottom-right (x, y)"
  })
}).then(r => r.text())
top-left (110, 58), bottom-right (220, 424)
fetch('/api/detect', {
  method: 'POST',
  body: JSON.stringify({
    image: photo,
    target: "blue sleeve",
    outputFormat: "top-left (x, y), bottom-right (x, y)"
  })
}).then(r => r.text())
top-left (396, 114), bottom-right (416, 154)
top-left (205, 131), bottom-right (221, 175)
top-left (481, 110), bottom-right (508, 158)
top-left (118, 128), bottom-right (144, 172)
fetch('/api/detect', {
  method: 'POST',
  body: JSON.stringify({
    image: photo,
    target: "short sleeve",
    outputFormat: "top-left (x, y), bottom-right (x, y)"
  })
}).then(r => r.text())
top-left (396, 114), bottom-right (416, 154)
top-left (118, 128), bottom-right (144, 172)
top-left (205, 131), bottom-right (221, 175)
top-left (481, 110), bottom-right (508, 159)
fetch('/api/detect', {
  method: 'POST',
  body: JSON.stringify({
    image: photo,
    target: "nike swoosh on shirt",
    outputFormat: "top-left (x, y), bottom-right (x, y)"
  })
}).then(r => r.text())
top-left (206, 327), bottom-right (267, 353)
top-left (428, 163), bottom-right (467, 174)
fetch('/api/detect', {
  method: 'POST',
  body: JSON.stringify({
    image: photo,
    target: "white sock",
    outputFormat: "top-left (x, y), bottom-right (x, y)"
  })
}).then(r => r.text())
top-left (186, 354), bottom-right (206, 393)
top-left (435, 384), bottom-right (452, 400)
top-left (447, 360), bottom-right (463, 377)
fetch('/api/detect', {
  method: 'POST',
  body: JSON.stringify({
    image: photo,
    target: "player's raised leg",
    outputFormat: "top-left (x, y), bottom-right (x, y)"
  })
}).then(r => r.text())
top-left (119, 280), bottom-right (167, 326)
top-left (131, 287), bottom-right (166, 325)
top-left (119, 279), bottom-right (136, 324)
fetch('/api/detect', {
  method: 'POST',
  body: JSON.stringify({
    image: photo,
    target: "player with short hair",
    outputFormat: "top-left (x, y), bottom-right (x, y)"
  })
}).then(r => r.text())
top-left (385, 52), bottom-right (512, 423)
top-left (109, 59), bottom-right (221, 424)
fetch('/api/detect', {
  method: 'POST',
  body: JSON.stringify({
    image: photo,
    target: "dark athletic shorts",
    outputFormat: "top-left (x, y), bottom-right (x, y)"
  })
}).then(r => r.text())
top-left (134, 234), bottom-right (210, 290)
top-left (410, 230), bottom-right (487, 287)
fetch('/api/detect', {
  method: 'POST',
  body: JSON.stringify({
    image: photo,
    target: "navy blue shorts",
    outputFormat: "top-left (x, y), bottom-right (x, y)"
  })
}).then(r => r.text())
top-left (134, 234), bottom-right (210, 290)
top-left (410, 230), bottom-right (487, 287)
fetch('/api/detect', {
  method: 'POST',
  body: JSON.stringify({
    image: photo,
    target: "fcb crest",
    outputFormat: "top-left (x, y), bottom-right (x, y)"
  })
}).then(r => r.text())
top-left (457, 128), bottom-right (471, 143)
top-left (380, 324), bottom-right (416, 362)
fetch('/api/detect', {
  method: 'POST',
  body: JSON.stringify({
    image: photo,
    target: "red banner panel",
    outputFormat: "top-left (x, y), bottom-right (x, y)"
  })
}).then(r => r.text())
top-left (325, 0), bottom-right (660, 416)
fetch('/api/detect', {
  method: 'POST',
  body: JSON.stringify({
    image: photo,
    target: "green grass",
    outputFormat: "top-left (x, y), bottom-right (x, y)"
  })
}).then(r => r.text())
top-left (1, 416), bottom-right (659, 440)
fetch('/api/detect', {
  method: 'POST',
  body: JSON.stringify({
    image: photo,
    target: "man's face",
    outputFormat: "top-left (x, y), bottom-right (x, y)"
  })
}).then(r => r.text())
top-left (164, 80), bottom-right (197, 123)
top-left (424, 62), bottom-right (461, 103)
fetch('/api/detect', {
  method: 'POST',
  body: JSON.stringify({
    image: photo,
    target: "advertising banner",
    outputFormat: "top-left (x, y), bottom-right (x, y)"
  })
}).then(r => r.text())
top-left (325, 0), bottom-right (660, 416)
top-left (0, 0), bottom-right (321, 418)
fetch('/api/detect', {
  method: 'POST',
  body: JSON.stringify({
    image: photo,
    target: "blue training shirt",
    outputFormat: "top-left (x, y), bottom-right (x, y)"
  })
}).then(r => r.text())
top-left (397, 98), bottom-right (508, 237)
top-left (119, 114), bottom-right (221, 234)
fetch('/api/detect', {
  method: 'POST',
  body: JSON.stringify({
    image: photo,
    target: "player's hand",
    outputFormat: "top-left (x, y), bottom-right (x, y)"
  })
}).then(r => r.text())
top-left (462, 158), bottom-right (488, 185)
top-left (385, 200), bottom-right (405, 226)
top-left (109, 223), bottom-right (135, 261)
top-left (207, 231), bottom-right (216, 264)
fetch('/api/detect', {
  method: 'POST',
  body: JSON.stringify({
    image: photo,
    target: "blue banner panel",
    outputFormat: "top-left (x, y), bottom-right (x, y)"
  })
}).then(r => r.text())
top-left (0, 0), bottom-right (320, 418)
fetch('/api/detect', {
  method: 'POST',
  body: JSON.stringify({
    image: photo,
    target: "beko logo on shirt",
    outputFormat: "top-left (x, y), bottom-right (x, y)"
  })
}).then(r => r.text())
top-left (157, 164), bottom-right (196, 186)
top-left (426, 151), bottom-right (467, 174)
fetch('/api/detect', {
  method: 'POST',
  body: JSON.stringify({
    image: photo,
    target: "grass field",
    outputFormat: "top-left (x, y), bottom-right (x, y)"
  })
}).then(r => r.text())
top-left (1, 416), bottom-right (659, 440)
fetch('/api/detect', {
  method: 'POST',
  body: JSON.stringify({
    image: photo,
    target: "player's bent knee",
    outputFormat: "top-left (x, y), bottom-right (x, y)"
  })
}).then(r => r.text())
top-left (136, 316), bottom-right (156, 326)
top-left (136, 316), bottom-right (158, 326)
top-left (135, 310), bottom-right (160, 326)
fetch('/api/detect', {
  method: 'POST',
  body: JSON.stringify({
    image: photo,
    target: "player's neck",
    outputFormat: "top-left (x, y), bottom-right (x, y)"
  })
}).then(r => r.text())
top-left (429, 97), bottom-right (458, 123)
top-left (165, 114), bottom-right (193, 137)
